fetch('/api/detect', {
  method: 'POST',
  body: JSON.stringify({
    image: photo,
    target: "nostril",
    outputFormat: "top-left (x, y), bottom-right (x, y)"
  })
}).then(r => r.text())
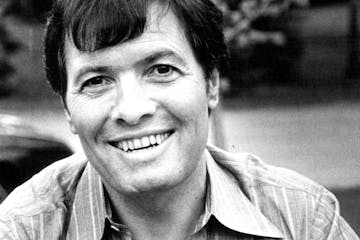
top-left (110, 99), bottom-right (157, 125)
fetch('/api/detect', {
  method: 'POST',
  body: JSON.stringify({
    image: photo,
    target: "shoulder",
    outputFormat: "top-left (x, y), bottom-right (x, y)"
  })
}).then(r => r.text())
top-left (207, 145), bottom-right (358, 238)
top-left (0, 152), bottom-right (88, 221)
top-left (207, 144), bottom-right (324, 194)
top-left (240, 153), bottom-right (356, 238)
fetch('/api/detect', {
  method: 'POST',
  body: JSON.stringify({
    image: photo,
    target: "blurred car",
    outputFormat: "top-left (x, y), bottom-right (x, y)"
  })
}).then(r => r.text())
top-left (0, 114), bottom-right (73, 202)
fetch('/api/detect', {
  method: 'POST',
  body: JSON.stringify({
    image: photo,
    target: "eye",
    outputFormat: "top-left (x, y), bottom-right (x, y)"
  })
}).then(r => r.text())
top-left (153, 65), bottom-right (172, 75)
top-left (81, 76), bottom-right (113, 93)
top-left (147, 64), bottom-right (180, 81)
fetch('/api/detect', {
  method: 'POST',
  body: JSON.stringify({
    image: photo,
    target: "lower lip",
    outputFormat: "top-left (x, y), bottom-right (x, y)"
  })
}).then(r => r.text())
top-left (110, 132), bottom-right (174, 159)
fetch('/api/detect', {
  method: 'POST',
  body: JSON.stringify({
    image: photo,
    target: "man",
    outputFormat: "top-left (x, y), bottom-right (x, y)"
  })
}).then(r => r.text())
top-left (0, 0), bottom-right (358, 239)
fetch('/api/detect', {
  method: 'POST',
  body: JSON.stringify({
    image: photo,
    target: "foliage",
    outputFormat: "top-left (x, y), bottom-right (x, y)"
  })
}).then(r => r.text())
top-left (212, 0), bottom-right (309, 92)
top-left (215, 0), bottom-right (308, 48)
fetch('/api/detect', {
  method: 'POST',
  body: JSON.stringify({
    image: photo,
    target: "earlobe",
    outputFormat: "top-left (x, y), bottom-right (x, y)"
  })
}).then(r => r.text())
top-left (65, 110), bottom-right (77, 135)
top-left (207, 70), bottom-right (220, 110)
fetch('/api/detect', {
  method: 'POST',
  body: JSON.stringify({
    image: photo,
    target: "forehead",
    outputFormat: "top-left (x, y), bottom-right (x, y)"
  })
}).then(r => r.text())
top-left (63, 2), bottom-right (194, 71)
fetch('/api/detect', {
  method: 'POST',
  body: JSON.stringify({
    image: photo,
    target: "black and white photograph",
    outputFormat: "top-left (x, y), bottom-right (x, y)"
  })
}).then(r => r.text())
top-left (0, 0), bottom-right (359, 239)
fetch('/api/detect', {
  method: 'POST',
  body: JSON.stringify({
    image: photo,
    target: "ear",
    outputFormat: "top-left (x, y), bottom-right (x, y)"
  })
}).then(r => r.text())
top-left (207, 69), bottom-right (220, 110)
top-left (65, 109), bottom-right (77, 135)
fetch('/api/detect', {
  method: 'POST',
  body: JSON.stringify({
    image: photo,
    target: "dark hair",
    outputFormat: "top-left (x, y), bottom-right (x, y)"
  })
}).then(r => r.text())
top-left (44, 0), bottom-right (228, 97)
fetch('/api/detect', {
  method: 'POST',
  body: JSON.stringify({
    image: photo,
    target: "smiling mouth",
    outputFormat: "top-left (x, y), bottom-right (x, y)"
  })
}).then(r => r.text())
top-left (109, 131), bottom-right (174, 153)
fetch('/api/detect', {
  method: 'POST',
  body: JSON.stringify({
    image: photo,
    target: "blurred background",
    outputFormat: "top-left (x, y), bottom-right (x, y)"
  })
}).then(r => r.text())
top-left (0, 0), bottom-right (359, 234)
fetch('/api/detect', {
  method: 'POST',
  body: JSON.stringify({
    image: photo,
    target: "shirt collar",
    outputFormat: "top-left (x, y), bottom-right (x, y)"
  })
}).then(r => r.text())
top-left (199, 146), bottom-right (284, 239)
top-left (68, 147), bottom-right (283, 239)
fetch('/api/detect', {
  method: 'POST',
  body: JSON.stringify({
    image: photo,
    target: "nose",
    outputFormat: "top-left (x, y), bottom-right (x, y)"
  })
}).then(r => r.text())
top-left (110, 75), bottom-right (156, 125)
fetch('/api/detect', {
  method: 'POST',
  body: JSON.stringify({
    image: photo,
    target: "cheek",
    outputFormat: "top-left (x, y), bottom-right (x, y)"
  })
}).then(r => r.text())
top-left (66, 95), bottom-right (113, 140)
top-left (160, 81), bottom-right (209, 120)
top-left (159, 82), bottom-right (210, 146)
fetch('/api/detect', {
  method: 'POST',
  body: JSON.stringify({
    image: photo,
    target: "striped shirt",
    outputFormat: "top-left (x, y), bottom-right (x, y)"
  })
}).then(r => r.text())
top-left (0, 144), bottom-right (358, 239)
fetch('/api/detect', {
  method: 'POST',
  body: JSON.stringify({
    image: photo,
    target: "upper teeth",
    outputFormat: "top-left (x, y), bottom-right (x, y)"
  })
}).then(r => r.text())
top-left (115, 132), bottom-right (170, 152)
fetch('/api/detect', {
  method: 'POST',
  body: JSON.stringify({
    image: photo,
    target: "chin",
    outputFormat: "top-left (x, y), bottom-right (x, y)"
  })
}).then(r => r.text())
top-left (120, 167), bottom-right (188, 195)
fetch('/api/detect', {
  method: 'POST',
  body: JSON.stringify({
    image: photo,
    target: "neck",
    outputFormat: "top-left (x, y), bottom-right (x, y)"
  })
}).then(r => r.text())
top-left (106, 157), bottom-right (207, 240)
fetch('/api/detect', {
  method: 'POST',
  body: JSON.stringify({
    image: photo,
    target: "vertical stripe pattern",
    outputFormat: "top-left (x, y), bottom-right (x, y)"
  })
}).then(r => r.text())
top-left (0, 146), bottom-right (358, 239)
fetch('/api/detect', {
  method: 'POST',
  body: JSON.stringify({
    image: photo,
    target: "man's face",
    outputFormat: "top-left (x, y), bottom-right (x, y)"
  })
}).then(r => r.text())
top-left (64, 3), bottom-right (219, 194)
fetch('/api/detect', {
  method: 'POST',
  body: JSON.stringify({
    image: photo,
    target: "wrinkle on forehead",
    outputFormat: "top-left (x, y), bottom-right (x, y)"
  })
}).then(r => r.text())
top-left (63, 1), bottom-right (194, 83)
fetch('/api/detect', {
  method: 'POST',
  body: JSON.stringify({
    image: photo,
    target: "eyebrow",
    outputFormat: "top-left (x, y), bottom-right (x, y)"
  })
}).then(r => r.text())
top-left (74, 49), bottom-right (187, 81)
top-left (139, 50), bottom-right (187, 67)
